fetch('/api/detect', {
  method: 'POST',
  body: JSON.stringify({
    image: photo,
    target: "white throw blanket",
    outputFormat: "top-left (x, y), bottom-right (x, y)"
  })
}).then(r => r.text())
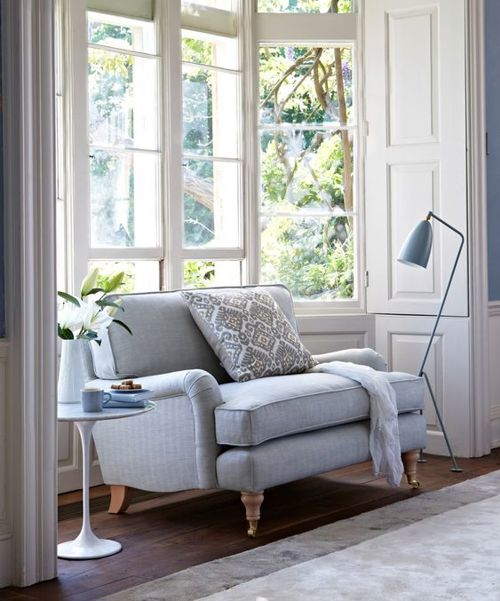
top-left (313, 361), bottom-right (404, 487)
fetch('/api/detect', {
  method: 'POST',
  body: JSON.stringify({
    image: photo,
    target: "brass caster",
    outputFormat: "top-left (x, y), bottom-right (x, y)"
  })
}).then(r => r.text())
top-left (409, 479), bottom-right (420, 490)
top-left (247, 520), bottom-right (258, 538)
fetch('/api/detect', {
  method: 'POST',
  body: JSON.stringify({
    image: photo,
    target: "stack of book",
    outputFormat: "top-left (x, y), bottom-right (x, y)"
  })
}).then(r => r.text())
top-left (104, 389), bottom-right (152, 409)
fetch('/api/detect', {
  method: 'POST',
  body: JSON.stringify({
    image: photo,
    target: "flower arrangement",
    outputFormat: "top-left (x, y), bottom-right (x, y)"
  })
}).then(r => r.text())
top-left (57, 269), bottom-right (132, 345)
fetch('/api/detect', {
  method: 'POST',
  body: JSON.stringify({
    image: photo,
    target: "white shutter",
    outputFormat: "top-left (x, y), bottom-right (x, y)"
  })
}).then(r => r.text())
top-left (87, 0), bottom-right (153, 20)
top-left (364, 0), bottom-right (468, 316)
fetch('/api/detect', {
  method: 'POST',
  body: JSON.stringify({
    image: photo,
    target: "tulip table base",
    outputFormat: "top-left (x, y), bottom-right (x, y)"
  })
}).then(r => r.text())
top-left (57, 531), bottom-right (122, 560)
top-left (57, 402), bottom-right (155, 560)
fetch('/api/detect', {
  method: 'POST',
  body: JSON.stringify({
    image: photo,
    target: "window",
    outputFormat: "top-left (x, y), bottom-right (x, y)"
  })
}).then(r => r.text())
top-left (181, 3), bottom-right (244, 287)
top-left (256, 5), bottom-right (357, 303)
top-left (58, 0), bottom-right (359, 310)
top-left (86, 10), bottom-right (162, 291)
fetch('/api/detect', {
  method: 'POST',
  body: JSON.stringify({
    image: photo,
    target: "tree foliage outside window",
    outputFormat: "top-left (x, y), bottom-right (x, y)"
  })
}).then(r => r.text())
top-left (84, 9), bottom-right (355, 300)
top-left (87, 17), bottom-right (159, 254)
top-left (259, 39), bottom-right (355, 300)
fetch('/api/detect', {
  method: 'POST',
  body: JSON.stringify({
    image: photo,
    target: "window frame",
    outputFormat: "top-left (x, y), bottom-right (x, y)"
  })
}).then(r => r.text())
top-left (247, 5), bottom-right (365, 315)
top-left (175, 1), bottom-right (246, 287)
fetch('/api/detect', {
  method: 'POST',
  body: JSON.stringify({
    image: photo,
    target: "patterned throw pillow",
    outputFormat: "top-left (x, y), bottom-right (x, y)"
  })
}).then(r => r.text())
top-left (182, 289), bottom-right (317, 382)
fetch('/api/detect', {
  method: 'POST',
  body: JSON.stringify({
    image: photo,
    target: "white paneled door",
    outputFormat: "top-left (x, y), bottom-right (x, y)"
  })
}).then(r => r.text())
top-left (365, 0), bottom-right (468, 317)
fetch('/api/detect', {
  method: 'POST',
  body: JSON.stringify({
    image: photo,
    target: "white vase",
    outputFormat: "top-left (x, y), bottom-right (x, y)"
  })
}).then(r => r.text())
top-left (58, 339), bottom-right (88, 404)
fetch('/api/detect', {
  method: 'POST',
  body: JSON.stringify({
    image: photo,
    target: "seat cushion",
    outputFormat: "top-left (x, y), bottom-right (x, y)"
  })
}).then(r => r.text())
top-left (215, 371), bottom-right (424, 446)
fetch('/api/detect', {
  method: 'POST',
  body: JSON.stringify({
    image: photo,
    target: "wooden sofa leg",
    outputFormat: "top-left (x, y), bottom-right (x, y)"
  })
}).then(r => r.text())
top-left (108, 485), bottom-right (132, 514)
top-left (240, 491), bottom-right (265, 538)
top-left (402, 450), bottom-right (420, 489)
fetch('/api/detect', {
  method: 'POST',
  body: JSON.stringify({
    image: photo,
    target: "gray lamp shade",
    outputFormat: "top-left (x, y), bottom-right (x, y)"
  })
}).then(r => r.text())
top-left (398, 219), bottom-right (433, 268)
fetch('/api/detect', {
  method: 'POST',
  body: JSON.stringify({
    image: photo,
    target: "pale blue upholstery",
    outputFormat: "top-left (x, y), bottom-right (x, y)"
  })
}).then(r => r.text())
top-left (216, 371), bottom-right (424, 446)
top-left (90, 285), bottom-right (427, 520)
top-left (216, 413), bottom-right (427, 492)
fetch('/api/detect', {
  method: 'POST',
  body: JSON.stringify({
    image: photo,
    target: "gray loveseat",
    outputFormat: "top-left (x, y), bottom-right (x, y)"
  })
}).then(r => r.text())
top-left (87, 285), bottom-right (426, 536)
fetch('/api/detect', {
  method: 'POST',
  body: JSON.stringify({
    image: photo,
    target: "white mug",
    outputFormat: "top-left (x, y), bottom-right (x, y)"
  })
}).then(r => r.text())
top-left (81, 388), bottom-right (111, 412)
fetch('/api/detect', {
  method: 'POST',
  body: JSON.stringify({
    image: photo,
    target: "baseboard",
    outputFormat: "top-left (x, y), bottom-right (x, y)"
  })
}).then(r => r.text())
top-left (0, 526), bottom-right (13, 587)
top-left (490, 405), bottom-right (500, 449)
top-left (488, 306), bottom-right (500, 449)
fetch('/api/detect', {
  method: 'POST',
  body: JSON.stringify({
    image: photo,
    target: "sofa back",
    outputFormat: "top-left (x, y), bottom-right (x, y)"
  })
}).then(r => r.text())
top-left (87, 284), bottom-right (297, 383)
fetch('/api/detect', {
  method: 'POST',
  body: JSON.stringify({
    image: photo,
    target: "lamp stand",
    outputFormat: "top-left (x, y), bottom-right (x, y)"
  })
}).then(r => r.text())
top-left (417, 212), bottom-right (463, 473)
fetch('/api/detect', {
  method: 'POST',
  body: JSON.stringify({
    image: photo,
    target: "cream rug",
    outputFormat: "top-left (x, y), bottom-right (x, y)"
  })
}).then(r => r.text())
top-left (200, 491), bottom-right (500, 600)
top-left (104, 471), bottom-right (500, 601)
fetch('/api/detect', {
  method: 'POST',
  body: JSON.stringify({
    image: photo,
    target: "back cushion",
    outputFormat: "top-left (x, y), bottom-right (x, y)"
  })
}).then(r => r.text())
top-left (89, 285), bottom-right (297, 383)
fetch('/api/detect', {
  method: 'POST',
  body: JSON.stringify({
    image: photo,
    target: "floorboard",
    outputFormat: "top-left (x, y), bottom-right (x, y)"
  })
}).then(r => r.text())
top-left (2, 451), bottom-right (500, 600)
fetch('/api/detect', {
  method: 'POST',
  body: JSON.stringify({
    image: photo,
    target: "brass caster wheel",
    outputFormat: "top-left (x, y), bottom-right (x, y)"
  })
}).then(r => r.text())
top-left (409, 479), bottom-right (420, 490)
top-left (247, 520), bottom-right (258, 538)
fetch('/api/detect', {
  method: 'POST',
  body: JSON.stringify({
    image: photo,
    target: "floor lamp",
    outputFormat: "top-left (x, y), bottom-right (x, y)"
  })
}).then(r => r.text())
top-left (398, 211), bottom-right (463, 473)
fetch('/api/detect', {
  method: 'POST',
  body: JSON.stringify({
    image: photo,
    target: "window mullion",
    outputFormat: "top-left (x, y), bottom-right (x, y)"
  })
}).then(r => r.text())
top-left (160, 0), bottom-right (184, 290)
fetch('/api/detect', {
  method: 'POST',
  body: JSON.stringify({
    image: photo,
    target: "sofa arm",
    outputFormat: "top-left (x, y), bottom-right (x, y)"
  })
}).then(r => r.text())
top-left (91, 369), bottom-right (224, 491)
top-left (312, 348), bottom-right (388, 372)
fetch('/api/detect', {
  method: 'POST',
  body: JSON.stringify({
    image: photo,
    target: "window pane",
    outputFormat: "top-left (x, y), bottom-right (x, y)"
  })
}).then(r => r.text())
top-left (182, 32), bottom-right (238, 70)
top-left (259, 46), bottom-right (353, 125)
top-left (87, 13), bottom-right (156, 54)
top-left (89, 261), bottom-right (160, 293)
top-left (260, 215), bottom-right (354, 300)
top-left (183, 260), bottom-right (242, 288)
top-left (89, 48), bottom-right (158, 149)
top-left (183, 159), bottom-right (239, 248)
top-left (183, 64), bottom-right (239, 158)
top-left (260, 129), bottom-right (353, 213)
top-left (258, 0), bottom-right (352, 13)
top-left (90, 150), bottom-right (159, 248)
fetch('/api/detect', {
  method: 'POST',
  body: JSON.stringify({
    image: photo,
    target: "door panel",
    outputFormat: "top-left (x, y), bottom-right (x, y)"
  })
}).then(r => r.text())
top-left (376, 315), bottom-right (471, 457)
top-left (365, 0), bottom-right (467, 316)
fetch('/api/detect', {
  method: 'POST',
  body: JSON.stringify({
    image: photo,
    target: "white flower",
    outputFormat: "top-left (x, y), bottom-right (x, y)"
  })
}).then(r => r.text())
top-left (58, 303), bottom-right (86, 335)
top-left (89, 305), bottom-right (114, 333)
top-left (58, 300), bottom-right (113, 336)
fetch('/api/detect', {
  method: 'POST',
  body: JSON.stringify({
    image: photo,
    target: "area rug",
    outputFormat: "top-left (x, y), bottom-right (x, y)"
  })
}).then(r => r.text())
top-left (104, 471), bottom-right (500, 601)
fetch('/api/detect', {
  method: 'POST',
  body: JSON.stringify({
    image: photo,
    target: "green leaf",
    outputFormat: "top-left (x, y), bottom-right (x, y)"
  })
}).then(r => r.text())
top-left (84, 287), bottom-right (106, 296)
top-left (113, 319), bottom-right (133, 336)
top-left (80, 268), bottom-right (99, 297)
top-left (78, 330), bottom-right (100, 343)
top-left (57, 291), bottom-right (80, 307)
top-left (96, 299), bottom-right (124, 311)
top-left (58, 325), bottom-right (74, 340)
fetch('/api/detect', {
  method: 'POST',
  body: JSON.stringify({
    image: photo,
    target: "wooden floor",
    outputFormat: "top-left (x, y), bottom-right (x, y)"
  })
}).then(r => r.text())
top-left (3, 450), bottom-right (500, 601)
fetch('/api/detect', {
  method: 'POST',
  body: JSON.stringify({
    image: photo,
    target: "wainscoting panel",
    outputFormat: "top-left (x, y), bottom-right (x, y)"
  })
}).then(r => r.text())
top-left (0, 340), bottom-right (12, 587)
top-left (297, 314), bottom-right (375, 355)
top-left (376, 315), bottom-right (471, 457)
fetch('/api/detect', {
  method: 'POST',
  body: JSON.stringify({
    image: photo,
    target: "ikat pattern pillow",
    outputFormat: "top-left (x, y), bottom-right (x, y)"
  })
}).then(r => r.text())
top-left (182, 289), bottom-right (317, 382)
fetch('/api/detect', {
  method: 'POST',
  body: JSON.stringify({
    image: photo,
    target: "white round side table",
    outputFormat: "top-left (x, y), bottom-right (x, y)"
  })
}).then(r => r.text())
top-left (57, 401), bottom-right (155, 560)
